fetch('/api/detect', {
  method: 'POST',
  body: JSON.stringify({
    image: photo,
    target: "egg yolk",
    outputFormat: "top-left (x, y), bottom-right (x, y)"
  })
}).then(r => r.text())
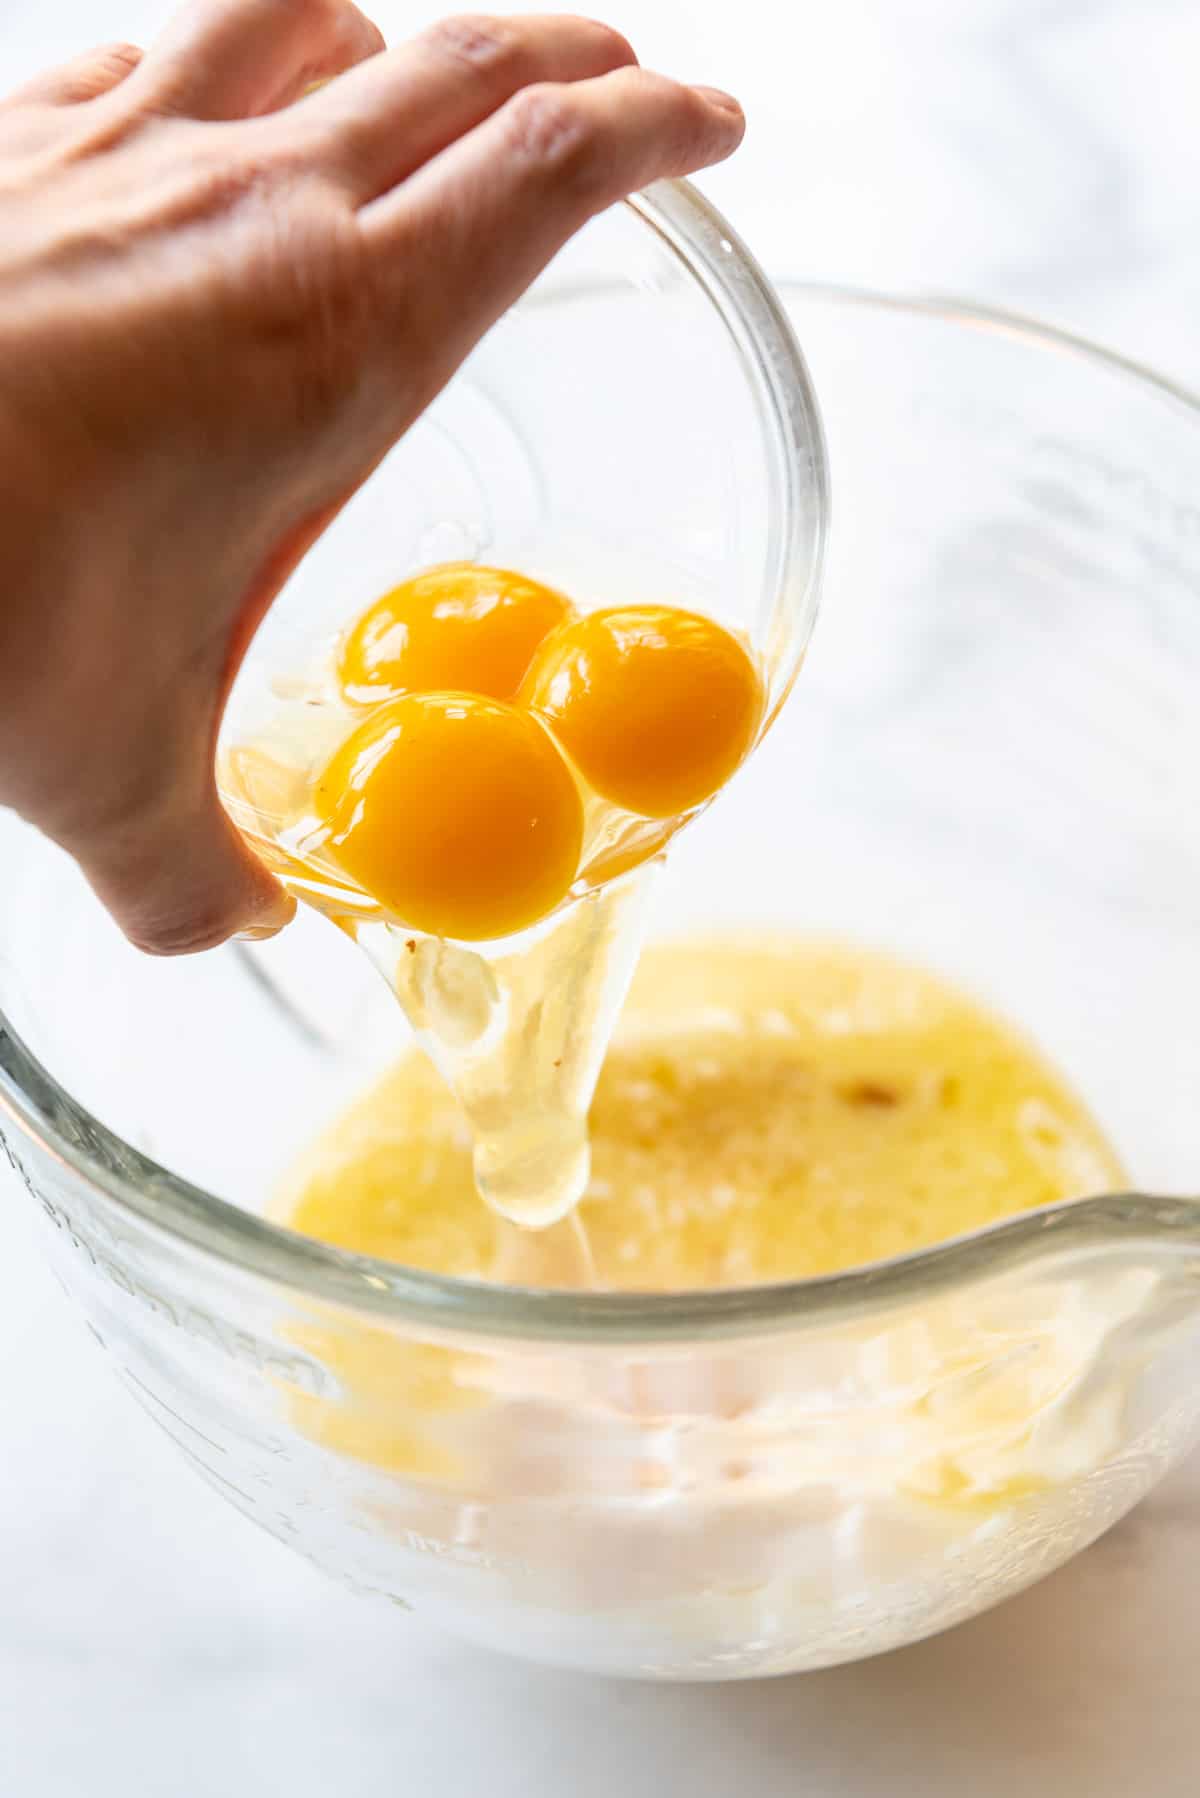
top-left (521, 606), bottom-right (764, 819)
top-left (338, 564), bottom-right (574, 705)
top-left (313, 693), bottom-right (583, 942)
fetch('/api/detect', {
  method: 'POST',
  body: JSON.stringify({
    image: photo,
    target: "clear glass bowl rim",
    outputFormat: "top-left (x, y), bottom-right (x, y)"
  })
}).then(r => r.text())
top-left (4, 264), bottom-right (1200, 1344)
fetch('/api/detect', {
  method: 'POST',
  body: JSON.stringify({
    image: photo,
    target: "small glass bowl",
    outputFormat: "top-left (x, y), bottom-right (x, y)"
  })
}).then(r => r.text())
top-left (217, 177), bottom-right (827, 848)
top-left (4, 272), bottom-right (1200, 1680)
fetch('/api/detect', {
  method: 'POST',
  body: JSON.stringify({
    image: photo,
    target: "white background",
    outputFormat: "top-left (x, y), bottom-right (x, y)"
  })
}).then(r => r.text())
top-left (3, 2), bottom-right (1200, 1793)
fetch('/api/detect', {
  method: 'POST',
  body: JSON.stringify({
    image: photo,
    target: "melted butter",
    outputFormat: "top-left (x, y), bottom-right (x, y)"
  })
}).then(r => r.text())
top-left (281, 936), bottom-right (1123, 1289)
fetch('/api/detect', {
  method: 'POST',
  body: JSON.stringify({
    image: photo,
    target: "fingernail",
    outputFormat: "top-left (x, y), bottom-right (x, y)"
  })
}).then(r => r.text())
top-left (234, 924), bottom-right (286, 944)
top-left (235, 891), bottom-right (297, 943)
top-left (692, 85), bottom-right (743, 117)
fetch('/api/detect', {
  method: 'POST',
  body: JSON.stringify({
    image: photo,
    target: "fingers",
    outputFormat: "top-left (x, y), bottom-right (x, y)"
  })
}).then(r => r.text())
top-left (125, 0), bottom-right (385, 122)
top-left (276, 12), bottom-right (636, 204)
top-left (81, 789), bottom-right (296, 956)
top-left (6, 43), bottom-right (143, 107)
top-left (361, 68), bottom-right (743, 400)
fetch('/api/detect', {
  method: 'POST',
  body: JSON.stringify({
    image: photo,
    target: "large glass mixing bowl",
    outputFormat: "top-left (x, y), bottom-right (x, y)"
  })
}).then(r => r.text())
top-left (4, 281), bottom-right (1200, 1680)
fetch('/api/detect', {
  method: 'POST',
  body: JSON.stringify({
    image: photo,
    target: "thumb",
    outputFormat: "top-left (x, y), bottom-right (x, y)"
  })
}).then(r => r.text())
top-left (78, 783), bottom-right (295, 956)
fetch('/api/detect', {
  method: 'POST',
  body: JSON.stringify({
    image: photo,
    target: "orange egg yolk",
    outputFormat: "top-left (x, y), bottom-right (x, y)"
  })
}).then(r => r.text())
top-left (521, 605), bottom-right (764, 819)
top-left (313, 693), bottom-right (583, 942)
top-left (338, 564), bottom-right (574, 705)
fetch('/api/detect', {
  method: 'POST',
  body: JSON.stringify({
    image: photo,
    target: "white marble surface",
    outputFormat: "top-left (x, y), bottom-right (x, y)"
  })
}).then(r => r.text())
top-left (3, 1), bottom-right (1200, 1792)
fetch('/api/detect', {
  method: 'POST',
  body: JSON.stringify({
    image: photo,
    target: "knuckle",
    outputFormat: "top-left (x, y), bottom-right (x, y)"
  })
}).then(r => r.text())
top-left (504, 83), bottom-right (591, 167)
top-left (423, 14), bottom-right (515, 70)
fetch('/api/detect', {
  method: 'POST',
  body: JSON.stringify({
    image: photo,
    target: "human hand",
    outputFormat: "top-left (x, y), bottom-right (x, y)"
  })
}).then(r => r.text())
top-left (0, 2), bottom-right (743, 952)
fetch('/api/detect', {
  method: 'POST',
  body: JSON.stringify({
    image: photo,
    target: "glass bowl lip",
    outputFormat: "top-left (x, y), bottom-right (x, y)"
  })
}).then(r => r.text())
top-left (5, 273), bottom-right (1200, 1343)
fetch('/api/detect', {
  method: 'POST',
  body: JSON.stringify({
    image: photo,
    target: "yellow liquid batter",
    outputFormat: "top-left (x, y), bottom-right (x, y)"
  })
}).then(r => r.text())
top-left (282, 937), bottom-right (1123, 1290)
